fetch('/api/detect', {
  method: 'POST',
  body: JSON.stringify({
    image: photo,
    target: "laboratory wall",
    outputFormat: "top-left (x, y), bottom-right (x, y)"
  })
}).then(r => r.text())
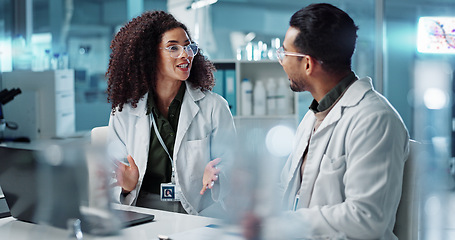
top-left (0, 0), bottom-right (453, 136)
top-left (385, 20), bottom-right (415, 133)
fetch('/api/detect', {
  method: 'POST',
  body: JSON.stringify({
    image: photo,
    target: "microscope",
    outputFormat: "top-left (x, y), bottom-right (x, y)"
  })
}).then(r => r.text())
top-left (0, 88), bottom-right (29, 143)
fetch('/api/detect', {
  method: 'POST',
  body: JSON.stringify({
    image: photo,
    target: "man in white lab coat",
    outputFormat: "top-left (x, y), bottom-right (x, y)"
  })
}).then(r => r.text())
top-left (243, 3), bottom-right (409, 240)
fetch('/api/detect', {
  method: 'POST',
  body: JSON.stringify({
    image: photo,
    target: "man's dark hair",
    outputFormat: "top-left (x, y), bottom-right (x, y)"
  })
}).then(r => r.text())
top-left (290, 3), bottom-right (359, 74)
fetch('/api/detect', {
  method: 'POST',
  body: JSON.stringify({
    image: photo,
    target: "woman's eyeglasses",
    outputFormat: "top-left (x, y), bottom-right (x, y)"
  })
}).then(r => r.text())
top-left (162, 43), bottom-right (199, 58)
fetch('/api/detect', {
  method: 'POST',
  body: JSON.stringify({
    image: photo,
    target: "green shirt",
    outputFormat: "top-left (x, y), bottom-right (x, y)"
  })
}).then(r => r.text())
top-left (140, 83), bottom-right (186, 194)
top-left (309, 72), bottom-right (357, 113)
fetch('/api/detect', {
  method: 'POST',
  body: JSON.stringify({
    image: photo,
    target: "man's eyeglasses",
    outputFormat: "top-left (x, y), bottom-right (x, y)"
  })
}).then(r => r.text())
top-left (162, 43), bottom-right (199, 58)
top-left (276, 46), bottom-right (308, 63)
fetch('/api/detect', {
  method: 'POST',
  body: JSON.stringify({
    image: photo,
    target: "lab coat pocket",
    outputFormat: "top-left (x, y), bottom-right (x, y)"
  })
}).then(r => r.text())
top-left (183, 136), bottom-right (210, 182)
top-left (325, 154), bottom-right (346, 172)
top-left (313, 155), bottom-right (346, 204)
top-left (320, 154), bottom-right (346, 175)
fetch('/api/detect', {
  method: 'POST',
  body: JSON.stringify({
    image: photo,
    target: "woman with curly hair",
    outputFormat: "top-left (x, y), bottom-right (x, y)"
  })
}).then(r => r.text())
top-left (105, 10), bottom-right (235, 216)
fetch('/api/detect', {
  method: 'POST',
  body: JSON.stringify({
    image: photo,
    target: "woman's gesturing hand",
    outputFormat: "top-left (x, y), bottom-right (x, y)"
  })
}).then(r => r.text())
top-left (200, 158), bottom-right (221, 195)
top-left (116, 155), bottom-right (139, 193)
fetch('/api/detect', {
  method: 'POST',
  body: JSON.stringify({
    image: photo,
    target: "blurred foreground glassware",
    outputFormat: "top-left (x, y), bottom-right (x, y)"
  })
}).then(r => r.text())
top-left (35, 142), bottom-right (122, 236)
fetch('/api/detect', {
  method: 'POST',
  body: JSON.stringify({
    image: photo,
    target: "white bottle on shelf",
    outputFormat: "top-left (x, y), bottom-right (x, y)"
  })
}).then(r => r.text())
top-left (241, 78), bottom-right (253, 116)
top-left (253, 80), bottom-right (267, 116)
top-left (266, 78), bottom-right (277, 115)
top-left (59, 52), bottom-right (69, 69)
top-left (43, 49), bottom-right (52, 70)
top-left (51, 53), bottom-right (60, 70)
top-left (286, 78), bottom-right (294, 114)
top-left (276, 78), bottom-right (293, 115)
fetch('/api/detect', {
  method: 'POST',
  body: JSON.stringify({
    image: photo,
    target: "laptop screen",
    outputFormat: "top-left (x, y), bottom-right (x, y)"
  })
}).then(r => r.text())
top-left (0, 146), bottom-right (84, 228)
top-left (0, 145), bottom-right (154, 233)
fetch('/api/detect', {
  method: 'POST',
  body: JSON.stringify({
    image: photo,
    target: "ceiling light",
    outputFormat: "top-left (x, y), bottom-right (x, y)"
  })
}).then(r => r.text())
top-left (190, 0), bottom-right (218, 9)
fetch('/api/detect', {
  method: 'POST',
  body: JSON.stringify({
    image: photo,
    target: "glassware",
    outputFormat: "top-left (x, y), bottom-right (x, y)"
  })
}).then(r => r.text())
top-left (268, 37), bottom-right (281, 60)
top-left (35, 142), bottom-right (122, 236)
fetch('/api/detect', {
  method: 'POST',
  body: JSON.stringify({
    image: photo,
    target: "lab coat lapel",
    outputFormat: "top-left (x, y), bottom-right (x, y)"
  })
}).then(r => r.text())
top-left (173, 82), bottom-right (204, 157)
top-left (298, 119), bottom-right (337, 208)
top-left (290, 114), bottom-right (315, 175)
top-left (313, 102), bottom-right (342, 134)
top-left (281, 113), bottom-right (315, 209)
top-left (131, 94), bottom-right (151, 181)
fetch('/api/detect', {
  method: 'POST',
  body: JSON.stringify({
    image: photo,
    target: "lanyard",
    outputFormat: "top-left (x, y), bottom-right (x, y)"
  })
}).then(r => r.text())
top-left (293, 193), bottom-right (300, 211)
top-left (150, 113), bottom-right (175, 184)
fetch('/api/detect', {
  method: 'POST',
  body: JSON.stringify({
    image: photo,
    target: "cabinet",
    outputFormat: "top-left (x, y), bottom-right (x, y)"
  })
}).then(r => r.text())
top-left (212, 60), bottom-right (316, 159)
top-left (213, 60), bottom-right (308, 123)
top-left (2, 70), bottom-right (75, 139)
top-left (213, 60), bottom-right (313, 159)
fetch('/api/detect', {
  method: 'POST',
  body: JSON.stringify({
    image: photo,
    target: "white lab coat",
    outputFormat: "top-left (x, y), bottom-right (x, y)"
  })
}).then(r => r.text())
top-left (263, 77), bottom-right (409, 240)
top-left (107, 81), bottom-right (236, 216)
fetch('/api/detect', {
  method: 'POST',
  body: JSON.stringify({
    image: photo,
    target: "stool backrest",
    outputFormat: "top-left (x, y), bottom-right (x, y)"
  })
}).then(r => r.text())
top-left (394, 139), bottom-right (420, 240)
top-left (91, 126), bottom-right (108, 145)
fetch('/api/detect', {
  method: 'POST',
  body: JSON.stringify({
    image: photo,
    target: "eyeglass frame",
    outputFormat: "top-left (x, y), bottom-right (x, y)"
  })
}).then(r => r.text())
top-left (276, 46), bottom-right (323, 65)
top-left (161, 42), bottom-right (199, 58)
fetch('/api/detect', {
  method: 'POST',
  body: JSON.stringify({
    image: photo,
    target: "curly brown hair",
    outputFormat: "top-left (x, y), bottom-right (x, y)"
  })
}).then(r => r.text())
top-left (106, 10), bottom-right (215, 113)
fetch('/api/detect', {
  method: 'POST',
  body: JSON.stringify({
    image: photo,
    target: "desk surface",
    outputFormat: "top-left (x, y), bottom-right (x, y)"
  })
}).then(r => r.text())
top-left (0, 204), bottom-right (229, 240)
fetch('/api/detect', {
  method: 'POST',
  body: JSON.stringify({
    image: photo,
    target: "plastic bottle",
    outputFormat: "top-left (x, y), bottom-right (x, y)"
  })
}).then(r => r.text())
top-left (241, 78), bottom-right (253, 116)
top-left (266, 78), bottom-right (277, 115)
top-left (59, 52), bottom-right (69, 69)
top-left (285, 78), bottom-right (294, 114)
top-left (253, 80), bottom-right (267, 116)
top-left (51, 53), bottom-right (60, 70)
top-left (43, 49), bottom-right (52, 70)
top-left (276, 78), bottom-right (293, 115)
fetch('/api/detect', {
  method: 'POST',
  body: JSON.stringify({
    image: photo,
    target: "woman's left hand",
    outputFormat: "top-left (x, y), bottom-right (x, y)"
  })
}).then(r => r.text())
top-left (200, 158), bottom-right (221, 195)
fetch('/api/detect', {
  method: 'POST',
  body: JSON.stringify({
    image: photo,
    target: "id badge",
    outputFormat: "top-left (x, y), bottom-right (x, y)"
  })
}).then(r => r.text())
top-left (160, 183), bottom-right (180, 201)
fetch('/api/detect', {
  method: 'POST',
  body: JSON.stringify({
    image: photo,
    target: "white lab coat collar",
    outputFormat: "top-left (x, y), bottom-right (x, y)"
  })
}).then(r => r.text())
top-left (126, 81), bottom-right (205, 117)
top-left (314, 77), bottom-right (373, 134)
top-left (184, 81), bottom-right (206, 102)
top-left (337, 76), bottom-right (374, 108)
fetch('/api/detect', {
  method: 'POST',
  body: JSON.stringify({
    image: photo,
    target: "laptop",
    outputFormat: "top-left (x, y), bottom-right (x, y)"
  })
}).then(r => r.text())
top-left (0, 145), bottom-right (154, 233)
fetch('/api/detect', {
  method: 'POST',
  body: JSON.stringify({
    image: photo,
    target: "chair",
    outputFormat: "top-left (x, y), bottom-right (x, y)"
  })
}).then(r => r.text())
top-left (394, 140), bottom-right (420, 240)
top-left (91, 126), bottom-right (108, 145)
